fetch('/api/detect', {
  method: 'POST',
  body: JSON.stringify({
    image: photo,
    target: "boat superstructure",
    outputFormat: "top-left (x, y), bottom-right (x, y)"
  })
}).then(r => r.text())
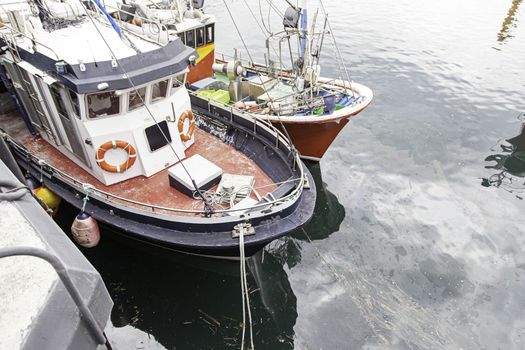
top-left (103, 0), bottom-right (216, 85)
top-left (1, 0), bottom-right (196, 186)
top-left (102, 0), bottom-right (373, 161)
top-left (0, 0), bottom-right (315, 258)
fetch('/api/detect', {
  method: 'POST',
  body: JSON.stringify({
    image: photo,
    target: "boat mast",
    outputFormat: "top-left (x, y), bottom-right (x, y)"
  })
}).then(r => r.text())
top-left (299, 0), bottom-right (308, 64)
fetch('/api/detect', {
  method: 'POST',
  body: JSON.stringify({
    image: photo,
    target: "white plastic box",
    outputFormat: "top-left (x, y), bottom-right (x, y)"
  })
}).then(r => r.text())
top-left (168, 154), bottom-right (223, 197)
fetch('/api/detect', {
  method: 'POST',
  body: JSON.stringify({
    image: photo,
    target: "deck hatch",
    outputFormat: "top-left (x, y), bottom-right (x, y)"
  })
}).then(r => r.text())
top-left (145, 121), bottom-right (172, 152)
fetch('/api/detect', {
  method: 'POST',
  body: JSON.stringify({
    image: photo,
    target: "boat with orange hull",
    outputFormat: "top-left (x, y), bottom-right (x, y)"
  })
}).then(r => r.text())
top-left (190, 74), bottom-right (372, 161)
top-left (188, 56), bottom-right (373, 161)
top-left (105, 0), bottom-right (373, 161)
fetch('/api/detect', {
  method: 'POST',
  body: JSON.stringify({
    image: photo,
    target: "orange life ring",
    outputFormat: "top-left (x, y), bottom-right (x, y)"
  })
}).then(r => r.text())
top-left (178, 110), bottom-right (195, 142)
top-left (95, 140), bottom-right (137, 173)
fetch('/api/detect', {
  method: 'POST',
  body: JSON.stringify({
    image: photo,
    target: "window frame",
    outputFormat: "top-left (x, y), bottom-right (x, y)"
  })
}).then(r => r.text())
top-left (127, 86), bottom-right (147, 112)
top-left (205, 24), bottom-right (214, 44)
top-left (51, 84), bottom-right (70, 120)
top-left (185, 29), bottom-right (196, 48)
top-left (196, 26), bottom-right (205, 47)
top-left (67, 89), bottom-right (81, 119)
top-left (85, 90), bottom-right (122, 120)
top-left (177, 32), bottom-right (186, 45)
top-left (149, 78), bottom-right (171, 104)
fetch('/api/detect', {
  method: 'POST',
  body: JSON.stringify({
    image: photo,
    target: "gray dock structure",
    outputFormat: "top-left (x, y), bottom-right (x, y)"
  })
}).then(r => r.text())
top-left (0, 159), bottom-right (113, 349)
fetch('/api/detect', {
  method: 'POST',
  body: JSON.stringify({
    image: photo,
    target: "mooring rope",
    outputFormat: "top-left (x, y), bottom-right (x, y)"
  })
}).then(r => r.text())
top-left (238, 226), bottom-right (254, 350)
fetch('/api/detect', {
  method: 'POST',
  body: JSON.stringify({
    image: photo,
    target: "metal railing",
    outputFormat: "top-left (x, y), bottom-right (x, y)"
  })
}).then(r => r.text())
top-left (0, 23), bottom-right (62, 61)
top-left (0, 6), bottom-right (306, 218)
top-left (4, 105), bottom-right (305, 217)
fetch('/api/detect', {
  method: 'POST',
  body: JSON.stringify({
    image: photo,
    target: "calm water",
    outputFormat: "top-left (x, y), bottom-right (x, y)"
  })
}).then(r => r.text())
top-left (61, 0), bottom-right (525, 348)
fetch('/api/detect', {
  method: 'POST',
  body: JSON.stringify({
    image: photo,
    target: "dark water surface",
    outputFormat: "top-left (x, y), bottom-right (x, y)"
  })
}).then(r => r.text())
top-left (62, 0), bottom-right (525, 348)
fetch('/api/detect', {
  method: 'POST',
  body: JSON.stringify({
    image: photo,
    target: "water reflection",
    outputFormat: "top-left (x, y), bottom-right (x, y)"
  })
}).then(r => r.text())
top-left (53, 161), bottom-right (345, 349)
top-left (294, 163), bottom-right (346, 242)
top-left (247, 162), bottom-right (346, 347)
top-left (498, 0), bottom-right (523, 42)
top-left (261, 162), bottom-right (345, 269)
top-left (66, 222), bottom-right (297, 350)
top-left (483, 113), bottom-right (525, 198)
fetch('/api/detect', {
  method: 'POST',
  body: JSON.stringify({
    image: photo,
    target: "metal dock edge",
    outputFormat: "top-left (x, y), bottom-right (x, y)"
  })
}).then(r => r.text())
top-left (0, 159), bottom-right (113, 350)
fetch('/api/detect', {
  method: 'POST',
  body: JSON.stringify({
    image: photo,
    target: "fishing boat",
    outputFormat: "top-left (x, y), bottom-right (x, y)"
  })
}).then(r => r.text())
top-left (104, 0), bottom-right (373, 161)
top-left (0, 0), bottom-right (315, 258)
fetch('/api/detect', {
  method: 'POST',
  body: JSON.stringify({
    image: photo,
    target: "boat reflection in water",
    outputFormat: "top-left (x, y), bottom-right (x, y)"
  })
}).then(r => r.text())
top-left (497, 0), bottom-right (523, 43)
top-left (55, 162), bottom-right (345, 349)
top-left (247, 161), bottom-right (346, 346)
top-left (258, 162), bottom-right (346, 267)
top-left (295, 162), bottom-right (346, 242)
top-left (482, 113), bottom-right (525, 198)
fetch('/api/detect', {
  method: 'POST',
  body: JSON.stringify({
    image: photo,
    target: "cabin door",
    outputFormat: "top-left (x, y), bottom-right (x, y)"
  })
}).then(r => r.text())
top-left (18, 69), bottom-right (57, 141)
top-left (48, 84), bottom-right (88, 164)
top-left (31, 76), bottom-right (64, 146)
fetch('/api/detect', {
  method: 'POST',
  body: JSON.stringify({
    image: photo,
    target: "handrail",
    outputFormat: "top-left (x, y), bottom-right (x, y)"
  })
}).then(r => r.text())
top-left (0, 5), bottom-right (163, 60)
top-left (0, 247), bottom-right (107, 346)
top-left (0, 1), bottom-right (30, 16)
top-left (105, 3), bottom-right (178, 26)
top-left (0, 23), bottom-right (62, 61)
top-left (0, 8), bottom-right (306, 217)
top-left (97, 4), bottom-right (173, 40)
top-left (4, 116), bottom-right (305, 216)
top-left (189, 89), bottom-right (284, 138)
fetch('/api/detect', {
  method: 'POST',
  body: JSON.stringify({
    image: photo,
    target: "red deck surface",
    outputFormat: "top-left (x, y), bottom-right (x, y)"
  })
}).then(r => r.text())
top-left (0, 112), bottom-right (275, 216)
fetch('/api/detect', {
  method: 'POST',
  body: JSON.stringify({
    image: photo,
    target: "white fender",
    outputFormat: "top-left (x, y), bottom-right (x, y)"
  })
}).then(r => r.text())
top-left (71, 212), bottom-right (100, 248)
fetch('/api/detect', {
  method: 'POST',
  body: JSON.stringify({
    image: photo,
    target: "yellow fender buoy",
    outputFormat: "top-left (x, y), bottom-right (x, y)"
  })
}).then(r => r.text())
top-left (35, 186), bottom-right (61, 216)
top-left (71, 212), bottom-right (100, 248)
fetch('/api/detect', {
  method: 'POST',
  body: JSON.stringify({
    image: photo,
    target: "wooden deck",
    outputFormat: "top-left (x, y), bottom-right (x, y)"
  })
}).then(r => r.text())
top-left (0, 112), bottom-right (275, 216)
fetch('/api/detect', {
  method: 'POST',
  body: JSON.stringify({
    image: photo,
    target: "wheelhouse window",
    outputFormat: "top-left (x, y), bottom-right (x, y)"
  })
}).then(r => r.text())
top-left (196, 27), bottom-right (205, 47)
top-left (51, 85), bottom-right (69, 119)
top-left (205, 24), bottom-right (214, 44)
top-left (151, 80), bottom-right (169, 102)
top-left (185, 30), bottom-right (195, 48)
top-left (87, 91), bottom-right (120, 118)
top-left (128, 87), bottom-right (146, 111)
top-left (68, 89), bottom-right (80, 118)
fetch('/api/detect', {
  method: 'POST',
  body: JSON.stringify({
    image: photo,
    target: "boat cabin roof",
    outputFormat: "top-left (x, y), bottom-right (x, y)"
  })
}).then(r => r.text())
top-left (0, 14), bottom-right (195, 94)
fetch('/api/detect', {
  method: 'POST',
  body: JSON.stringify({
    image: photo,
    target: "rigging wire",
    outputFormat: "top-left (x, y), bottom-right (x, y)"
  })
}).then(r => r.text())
top-left (221, 0), bottom-right (298, 158)
top-left (316, 0), bottom-right (354, 96)
top-left (242, 0), bottom-right (280, 58)
top-left (261, 0), bottom-right (285, 19)
top-left (266, 0), bottom-right (272, 33)
top-left (78, 0), bottom-right (214, 214)
top-left (258, 0), bottom-right (271, 34)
